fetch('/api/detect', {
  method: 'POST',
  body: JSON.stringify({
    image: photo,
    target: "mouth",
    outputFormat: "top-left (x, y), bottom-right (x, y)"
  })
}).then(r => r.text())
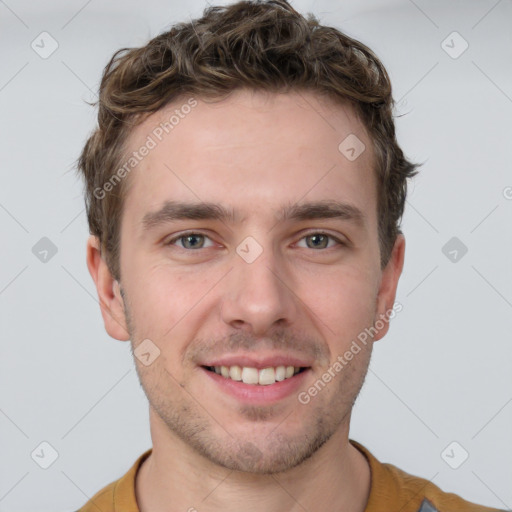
top-left (200, 363), bottom-right (312, 405)
top-left (202, 365), bottom-right (309, 386)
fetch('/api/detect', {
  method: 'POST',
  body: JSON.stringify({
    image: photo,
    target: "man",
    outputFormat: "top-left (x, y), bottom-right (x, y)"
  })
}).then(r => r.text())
top-left (76, 1), bottom-right (503, 511)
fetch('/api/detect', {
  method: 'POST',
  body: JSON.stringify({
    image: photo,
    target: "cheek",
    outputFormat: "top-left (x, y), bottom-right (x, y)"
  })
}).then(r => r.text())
top-left (124, 262), bottom-right (218, 339)
top-left (123, 245), bottom-right (379, 350)
top-left (301, 265), bottom-right (378, 340)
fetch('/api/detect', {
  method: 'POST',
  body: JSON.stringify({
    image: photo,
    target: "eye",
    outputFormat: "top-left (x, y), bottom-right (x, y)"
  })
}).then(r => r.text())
top-left (166, 232), bottom-right (215, 250)
top-left (164, 231), bottom-right (345, 251)
top-left (296, 232), bottom-right (344, 250)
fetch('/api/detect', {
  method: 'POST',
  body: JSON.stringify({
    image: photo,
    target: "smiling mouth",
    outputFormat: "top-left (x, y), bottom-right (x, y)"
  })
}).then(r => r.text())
top-left (202, 365), bottom-right (309, 385)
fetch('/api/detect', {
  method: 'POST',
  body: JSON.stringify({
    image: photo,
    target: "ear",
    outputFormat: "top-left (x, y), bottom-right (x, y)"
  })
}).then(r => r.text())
top-left (86, 235), bottom-right (130, 341)
top-left (372, 234), bottom-right (405, 342)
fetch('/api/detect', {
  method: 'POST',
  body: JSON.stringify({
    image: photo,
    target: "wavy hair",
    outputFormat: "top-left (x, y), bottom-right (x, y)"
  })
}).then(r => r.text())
top-left (77, 0), bottom-right (420, 281)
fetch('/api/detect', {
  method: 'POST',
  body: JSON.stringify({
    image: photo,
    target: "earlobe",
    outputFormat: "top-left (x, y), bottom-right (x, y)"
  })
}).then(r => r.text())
top-left (86, 235), bottom-right (130, 341)
top-left (373, 234), bottom-right (405, 342)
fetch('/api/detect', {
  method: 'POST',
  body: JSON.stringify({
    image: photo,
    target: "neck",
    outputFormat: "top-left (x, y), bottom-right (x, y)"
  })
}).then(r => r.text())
top-left (135, 411), bottom-right (371, 512)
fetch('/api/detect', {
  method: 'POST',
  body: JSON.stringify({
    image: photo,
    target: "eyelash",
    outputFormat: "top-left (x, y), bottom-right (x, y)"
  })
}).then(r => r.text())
top-left (165, 231), bottom-right (345, 250)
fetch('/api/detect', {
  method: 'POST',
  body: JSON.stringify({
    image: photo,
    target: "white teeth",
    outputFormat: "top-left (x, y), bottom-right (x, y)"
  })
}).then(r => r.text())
top-left (258, 367), bottom-right (275, 385)
top-left (241, 367), bottom-right (259, 384)
top-left (210, 364), bottom-right (304, 385)
top-left (229, 365), bottom-right (242, 381)
top-left (275, 365), bottom-right (286, 381)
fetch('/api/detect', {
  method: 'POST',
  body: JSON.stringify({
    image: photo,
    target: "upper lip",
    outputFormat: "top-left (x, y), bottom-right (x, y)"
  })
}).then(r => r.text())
top-left (200, 353), bottom-right (313, 370)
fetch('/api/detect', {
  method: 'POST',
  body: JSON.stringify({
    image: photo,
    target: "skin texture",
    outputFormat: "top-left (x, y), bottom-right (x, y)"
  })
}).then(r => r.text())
top-left (87, 89), bottom-right (405, 511)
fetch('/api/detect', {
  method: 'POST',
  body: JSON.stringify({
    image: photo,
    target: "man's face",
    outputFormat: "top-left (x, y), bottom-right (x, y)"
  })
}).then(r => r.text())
top-left (92, 89), bottom-right (404, 473)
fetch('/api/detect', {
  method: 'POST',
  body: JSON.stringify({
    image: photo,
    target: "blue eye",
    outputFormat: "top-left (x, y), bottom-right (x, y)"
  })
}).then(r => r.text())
top-left (166, 232), bottom-right (215, 249)
top-left (165, 231), bottom-right (344, 251)
top-left (297, 232), bottom-right (343, 249)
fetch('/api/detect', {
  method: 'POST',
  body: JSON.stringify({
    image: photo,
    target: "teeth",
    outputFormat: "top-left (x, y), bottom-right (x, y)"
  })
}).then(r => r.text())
top-left (211, 364), bottom-right (303, 385)
top-left (275, 365), bottom-right (286, 381)
top-left (229, 365), bottom-right (242, 381)
top-left (241, 367), bottom-right (259, 384)
top-left (258, 367), bottom-right (275, 385)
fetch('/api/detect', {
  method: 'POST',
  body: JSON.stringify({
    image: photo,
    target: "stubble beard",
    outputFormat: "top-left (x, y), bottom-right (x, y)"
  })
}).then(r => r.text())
top-left (120, 286), bottom-right (373, 474)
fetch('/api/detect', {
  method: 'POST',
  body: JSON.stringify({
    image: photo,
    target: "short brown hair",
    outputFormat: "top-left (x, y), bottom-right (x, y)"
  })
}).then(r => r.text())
top-left (77, 0), bottom-right (420, 282)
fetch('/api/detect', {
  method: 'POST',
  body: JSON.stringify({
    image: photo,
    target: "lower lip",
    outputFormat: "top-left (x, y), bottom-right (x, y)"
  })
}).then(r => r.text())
top-left (201, 367), bottom-right (311, 405)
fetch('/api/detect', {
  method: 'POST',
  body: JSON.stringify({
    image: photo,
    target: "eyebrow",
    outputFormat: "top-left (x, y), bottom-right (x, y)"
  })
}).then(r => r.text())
top-left (141, 199), bottom-right (365, 231)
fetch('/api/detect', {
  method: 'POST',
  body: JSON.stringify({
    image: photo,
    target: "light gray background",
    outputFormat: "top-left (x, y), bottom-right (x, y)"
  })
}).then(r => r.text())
top-left (1, 1), bottom-right (511, 511)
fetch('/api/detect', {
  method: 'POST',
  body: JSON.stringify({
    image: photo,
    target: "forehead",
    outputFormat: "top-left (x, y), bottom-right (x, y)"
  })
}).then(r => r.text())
top-left (120, 89), bottom-right (377, 230)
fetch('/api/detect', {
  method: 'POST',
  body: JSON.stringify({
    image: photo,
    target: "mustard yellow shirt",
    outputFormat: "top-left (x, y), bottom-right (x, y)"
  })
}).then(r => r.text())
top-left (76, 439), bottom-right (505, 512)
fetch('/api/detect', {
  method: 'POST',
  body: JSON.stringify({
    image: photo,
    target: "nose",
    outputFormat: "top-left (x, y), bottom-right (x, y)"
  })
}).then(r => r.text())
top-left (220, 243), bottom-right (299, 336)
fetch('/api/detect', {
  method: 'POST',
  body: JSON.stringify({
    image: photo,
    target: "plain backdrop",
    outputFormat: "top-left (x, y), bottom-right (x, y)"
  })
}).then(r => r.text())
top-left (1, 1), bottom-right (511, 511)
